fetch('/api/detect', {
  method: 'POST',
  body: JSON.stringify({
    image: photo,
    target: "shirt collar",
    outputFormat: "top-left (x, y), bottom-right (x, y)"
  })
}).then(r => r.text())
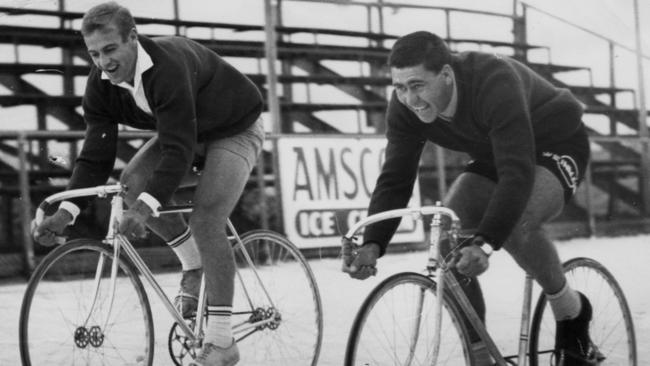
top-left (101, 41), bottom-right (153, 89)
top-left (438, 70), bottom-right (458, 121)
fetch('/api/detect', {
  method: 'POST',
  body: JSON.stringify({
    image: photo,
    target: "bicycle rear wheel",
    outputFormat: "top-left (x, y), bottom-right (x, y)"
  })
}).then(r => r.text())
top-left (19, 239), bottom-right (154, 366)
top-left (529, 257), bottom-right (637, 366)
top-left (345, 272), bottom-right (473, 366)
top-left (231, 229), bottom-right (323, 366)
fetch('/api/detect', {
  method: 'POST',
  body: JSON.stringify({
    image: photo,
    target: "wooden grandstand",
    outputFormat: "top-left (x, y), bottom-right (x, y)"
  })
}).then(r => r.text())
top-left (0, 0), bottom-right (649, 275)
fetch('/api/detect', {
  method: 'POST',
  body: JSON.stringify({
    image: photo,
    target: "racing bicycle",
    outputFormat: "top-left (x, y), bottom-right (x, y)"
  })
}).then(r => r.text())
top-left (19, 184), bottom-right (323, 366)
top-left (341, 204), bottom-right (636, 365)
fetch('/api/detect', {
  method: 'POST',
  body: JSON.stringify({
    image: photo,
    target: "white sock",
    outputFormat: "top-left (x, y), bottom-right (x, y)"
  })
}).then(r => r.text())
top-left (167, 227), bottom-right (202, 271)
top-left (547, 281), bottom-right (581, 321)
top-left (205, 305), bottom-right (233, 348)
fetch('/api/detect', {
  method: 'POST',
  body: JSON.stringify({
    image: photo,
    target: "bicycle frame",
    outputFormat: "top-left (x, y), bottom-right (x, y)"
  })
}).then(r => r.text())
top-left (342, 205), bottom-right (537, 366)
top-left (33, 184), bottom-right (286, 346)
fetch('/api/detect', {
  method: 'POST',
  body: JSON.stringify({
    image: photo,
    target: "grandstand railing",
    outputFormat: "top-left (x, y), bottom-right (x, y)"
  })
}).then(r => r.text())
top-left (519, 0), bottom-right (650, 214)
top-left (1, 1), bottom-right (649, 275)
top-left (4, 130), bottom-right (639, 273)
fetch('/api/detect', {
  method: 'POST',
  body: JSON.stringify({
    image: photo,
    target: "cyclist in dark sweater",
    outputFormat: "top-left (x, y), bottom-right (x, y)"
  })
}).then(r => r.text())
top-left (33, 3), bottom-right (262, 365)
top-left (344, 31), bottom-right (595, 366)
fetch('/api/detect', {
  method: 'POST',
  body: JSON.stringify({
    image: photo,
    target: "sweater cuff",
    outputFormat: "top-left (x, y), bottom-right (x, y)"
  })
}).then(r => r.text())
top-left (475, 232), bottom-right (500, 250)
top-left (59, 201), bottom-right (80, 225)
top-left (137, 192), bottom-right (161, 217)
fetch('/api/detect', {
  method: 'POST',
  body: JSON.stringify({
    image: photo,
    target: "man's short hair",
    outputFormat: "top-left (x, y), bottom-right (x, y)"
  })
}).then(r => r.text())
top-left (388, 31), bottom-right (452, 73)
top-left (81, 1), bottom-right (136, 41)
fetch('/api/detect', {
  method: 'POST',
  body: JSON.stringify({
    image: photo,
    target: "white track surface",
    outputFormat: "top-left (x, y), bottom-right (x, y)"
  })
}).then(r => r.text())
top-left (1, 234), bottom-right (648, 365)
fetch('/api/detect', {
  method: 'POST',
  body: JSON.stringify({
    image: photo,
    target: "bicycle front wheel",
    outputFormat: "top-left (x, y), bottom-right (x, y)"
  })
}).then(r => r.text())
top-left (345, 272), bottom-right (473, 366)
top-left (19, 239), bottom-right (154, 366)
top-left (232, 230), bottom-right (323, 366)
top-left (529, 257), bottom-right (637, 366)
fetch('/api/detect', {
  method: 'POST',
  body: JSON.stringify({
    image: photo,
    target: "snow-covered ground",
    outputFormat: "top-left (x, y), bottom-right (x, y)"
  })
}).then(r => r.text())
top-left (1, 234), bottom-right (648, 365)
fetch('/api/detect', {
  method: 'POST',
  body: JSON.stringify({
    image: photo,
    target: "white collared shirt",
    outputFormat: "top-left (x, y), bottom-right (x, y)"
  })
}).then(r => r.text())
top-left (60, 43), bottom-right (161, 222)
top-left (101, 41), bottom-right (154, 116)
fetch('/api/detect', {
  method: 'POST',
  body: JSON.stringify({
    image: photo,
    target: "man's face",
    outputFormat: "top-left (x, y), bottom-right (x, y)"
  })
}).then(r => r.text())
top-left (391, 64), bottom-right (453, 123)
top-left (84, 24), bottom-right (137, 85)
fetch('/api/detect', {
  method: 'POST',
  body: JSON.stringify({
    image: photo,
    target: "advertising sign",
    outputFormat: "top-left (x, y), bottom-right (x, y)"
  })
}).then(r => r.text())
top-left (277, 136), bottom-right (424, 248)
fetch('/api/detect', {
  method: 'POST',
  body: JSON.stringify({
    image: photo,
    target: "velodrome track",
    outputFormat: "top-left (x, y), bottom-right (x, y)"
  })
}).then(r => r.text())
top-left (1, 234), bottom-right (648, 365)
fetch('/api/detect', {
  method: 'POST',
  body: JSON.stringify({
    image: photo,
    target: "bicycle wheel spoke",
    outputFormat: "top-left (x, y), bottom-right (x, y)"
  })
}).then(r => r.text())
top-left (230, 230), bottom-right (322, 366)
top-left (529, 257), bottom-right (637, 366)
top-left (20, 240), bottom-right (154, 366)
top-left (345, 273), bottom-right (472, 366)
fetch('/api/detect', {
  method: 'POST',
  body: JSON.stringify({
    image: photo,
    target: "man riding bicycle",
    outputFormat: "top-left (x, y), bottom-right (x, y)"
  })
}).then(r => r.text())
top-left (344, 31), bottom-right (596, 366)
top-left (32, 2), bottom-right (263, 365)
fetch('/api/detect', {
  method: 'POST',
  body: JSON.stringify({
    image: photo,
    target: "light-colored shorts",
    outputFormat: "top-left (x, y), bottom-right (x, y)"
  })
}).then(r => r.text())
top-left (197, 118), bottom-right (265, 172)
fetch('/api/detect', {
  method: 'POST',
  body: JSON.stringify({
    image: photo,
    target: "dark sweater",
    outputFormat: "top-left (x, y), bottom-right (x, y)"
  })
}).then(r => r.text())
top-left (364, 51), bottom-right (584, 254)
top-left (68, 35), bottom-right (263, 207)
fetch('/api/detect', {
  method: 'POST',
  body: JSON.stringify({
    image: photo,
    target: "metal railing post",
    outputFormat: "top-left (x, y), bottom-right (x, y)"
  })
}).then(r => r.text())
top-left (584, 162), bottom-right (596, 237)
top-left (172, 0), bottom-right (181, 36)
top-left (607, 41), bottom-right (620, 218)
top-left (376, 0), bottom-right (385, 47)
top-left (264, 0), bottom-right (282, 135)
top-left (633, 0), bottom-right (650, 215)
top-left (444, 10), bottom-right (451, 40)
top-left (265, 0), bottom-right (284, 232)
top-left (513, 3), bottom-right (528, 61)
top-left (17, 132), bottom-right (35, 274)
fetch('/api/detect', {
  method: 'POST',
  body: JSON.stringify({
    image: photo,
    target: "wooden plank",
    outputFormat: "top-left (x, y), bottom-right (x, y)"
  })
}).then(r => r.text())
top-left (0, 63), bottom-right (89, 76)
top-left (0, 25), bottom-right (552, 62)
top-left (569, 85), bottom-right (635, 96)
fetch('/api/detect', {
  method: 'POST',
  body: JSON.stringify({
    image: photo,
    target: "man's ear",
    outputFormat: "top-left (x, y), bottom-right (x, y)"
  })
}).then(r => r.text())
top-left (128, 27), bottom-right (138, 41)
top-left (442, 64), bottom-right (454, 85)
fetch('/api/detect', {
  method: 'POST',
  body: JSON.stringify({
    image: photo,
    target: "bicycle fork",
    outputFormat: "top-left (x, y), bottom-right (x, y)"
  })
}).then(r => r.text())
top-left (79, 194), bottom-right (124, 333)
top-left (79, 245), bottom-right (119, 331)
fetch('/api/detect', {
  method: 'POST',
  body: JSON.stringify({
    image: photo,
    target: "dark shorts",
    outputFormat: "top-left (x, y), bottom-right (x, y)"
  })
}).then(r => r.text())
top-left (464, 127), bottom-right (590, 203)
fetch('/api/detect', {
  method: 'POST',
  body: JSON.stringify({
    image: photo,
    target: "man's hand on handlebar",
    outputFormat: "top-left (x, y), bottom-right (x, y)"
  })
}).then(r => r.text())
top-left (33, 209), bottom-right (72, 246)
top-left (343, 242), bottom-right (380, 280)
top-left (452, 236), bottom-right (490, 277)
top-left (118, 199), bottom-right (152, 239)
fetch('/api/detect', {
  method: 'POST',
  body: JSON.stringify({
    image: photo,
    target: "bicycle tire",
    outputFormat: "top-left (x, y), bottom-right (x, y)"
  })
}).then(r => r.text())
top-left (345, 272), bottom-right (474, 366)
top-left (231, 229), bottom-right (323, 366)
top-left (19, 239), bottom-right (155, 366)
top-left (529, 257), bottom-right (637, 366)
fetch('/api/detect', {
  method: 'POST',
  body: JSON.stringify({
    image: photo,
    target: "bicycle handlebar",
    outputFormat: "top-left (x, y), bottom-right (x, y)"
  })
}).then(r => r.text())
top-left (341, 205), bottom-right (460, 274)
top-left (342, 206), bottom-right (460, 240)
top-left (33, 184), bottom-right (124, 226)
top-left (32, 185), bottom-right (124, 246)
